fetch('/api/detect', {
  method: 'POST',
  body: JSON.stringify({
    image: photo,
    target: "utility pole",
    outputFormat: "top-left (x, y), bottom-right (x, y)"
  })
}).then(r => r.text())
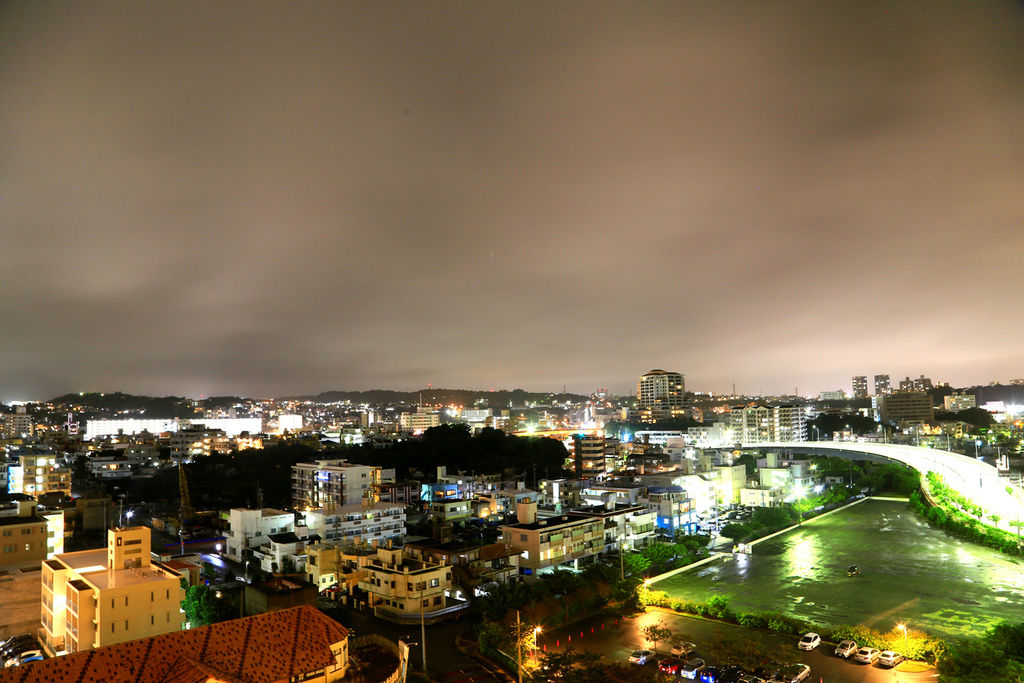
top-left (420, 583), bottom-right (427, 672)
top-left (619, 527), bottom-right (625, 581)
top-left (516, 609), bottom-right (523, 683)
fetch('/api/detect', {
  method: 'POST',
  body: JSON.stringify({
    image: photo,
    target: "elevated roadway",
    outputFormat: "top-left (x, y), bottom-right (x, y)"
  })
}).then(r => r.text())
top-left (742, 441), bottom-right (1024, 532)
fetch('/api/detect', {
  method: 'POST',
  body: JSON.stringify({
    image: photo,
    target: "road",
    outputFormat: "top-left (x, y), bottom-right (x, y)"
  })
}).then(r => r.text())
top-left (755, 441), bottom-right (1023, 535)
top-left (540, 611), bottom-right (935, 683)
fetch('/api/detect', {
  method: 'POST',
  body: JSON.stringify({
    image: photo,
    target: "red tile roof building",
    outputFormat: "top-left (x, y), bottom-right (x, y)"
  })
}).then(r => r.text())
top-left (1, 605), bottom-right (349, 683)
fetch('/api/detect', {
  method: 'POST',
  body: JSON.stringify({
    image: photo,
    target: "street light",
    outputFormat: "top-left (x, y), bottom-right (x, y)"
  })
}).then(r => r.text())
top-left (897, 623), bottom-right (907, 652)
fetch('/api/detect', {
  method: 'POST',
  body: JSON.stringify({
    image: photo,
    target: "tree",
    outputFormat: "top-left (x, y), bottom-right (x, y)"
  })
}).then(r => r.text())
top-left (641, 621), bottom-right (673, 653)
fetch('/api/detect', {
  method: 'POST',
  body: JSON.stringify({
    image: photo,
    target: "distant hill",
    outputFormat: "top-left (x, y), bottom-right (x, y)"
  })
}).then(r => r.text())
top-left (46, 388), bottom-right (591, 415)
top-left (284, 388), bottom-right (590, 407)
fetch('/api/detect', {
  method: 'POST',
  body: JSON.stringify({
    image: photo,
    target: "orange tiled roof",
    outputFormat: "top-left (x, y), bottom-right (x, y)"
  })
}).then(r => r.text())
top-left (0, 604), bottom-right (347, 683)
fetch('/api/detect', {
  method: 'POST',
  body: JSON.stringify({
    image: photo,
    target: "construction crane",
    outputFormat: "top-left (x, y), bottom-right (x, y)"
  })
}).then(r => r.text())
top-left (178, 460), bottom-right (194, 526)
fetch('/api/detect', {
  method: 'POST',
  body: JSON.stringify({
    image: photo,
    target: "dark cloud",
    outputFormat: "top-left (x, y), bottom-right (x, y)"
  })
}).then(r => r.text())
top-left (1, 0), bottom-right (1022, 400)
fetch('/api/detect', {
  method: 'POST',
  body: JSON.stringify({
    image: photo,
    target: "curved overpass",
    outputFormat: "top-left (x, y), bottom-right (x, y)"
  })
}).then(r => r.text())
top-left (742, 441), bottom-right (1024, 532)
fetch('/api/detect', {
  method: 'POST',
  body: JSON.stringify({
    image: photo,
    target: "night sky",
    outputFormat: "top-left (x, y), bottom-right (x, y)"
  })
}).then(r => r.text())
top-left (1, 1), bottom-right (1022, 401)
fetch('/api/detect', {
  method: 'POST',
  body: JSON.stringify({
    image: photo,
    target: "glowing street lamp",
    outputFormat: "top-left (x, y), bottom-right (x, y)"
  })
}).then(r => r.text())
top-left (897, 623), bottom-right (907, 652)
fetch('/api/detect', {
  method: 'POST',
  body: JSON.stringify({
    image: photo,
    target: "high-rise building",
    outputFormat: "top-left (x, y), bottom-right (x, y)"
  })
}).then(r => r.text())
top-left (943, 393), bottom-right (977, 412)
top-left (873, 374), bottom-right (891, 395)
top-left (637, 370), bottom-right (685, 411)
top-left (912, 375), bottom-right (933, 391)
top-left (729, 405), bottom-right (806, 443)
top-left (41, 526), bottom-right (185, 653)
top-left (852, 376), bottom-right (868, 399)
top-left (573, 435), bottom-right (607, 477)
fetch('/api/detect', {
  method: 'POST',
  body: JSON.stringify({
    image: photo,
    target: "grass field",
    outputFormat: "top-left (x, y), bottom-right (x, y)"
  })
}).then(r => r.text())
top-left (651, 499), bottom-right (1024, 639)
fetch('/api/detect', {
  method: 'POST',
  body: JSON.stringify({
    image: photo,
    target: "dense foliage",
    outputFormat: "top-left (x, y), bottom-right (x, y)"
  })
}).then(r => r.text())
top-left (347, 423), bottom-right (570, 480)
top-left (909, 474), bottom-right (1022, 556)
top-left (938, 622), bottom-right (1024, 682)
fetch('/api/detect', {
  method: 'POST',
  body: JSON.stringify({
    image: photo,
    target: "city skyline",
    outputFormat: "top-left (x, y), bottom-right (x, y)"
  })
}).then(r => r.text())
top-left (2, 1), bottom-right (1022, 401)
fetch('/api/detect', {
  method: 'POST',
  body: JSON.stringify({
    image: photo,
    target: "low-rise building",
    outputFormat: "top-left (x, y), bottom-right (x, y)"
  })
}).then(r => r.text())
top-left (41, 526), bottom-right (185, 654)
top-left (301, 501), bottom-right (406, 547)
top-left (359, 545), bottom-right (466, 623)
top-left (0, 501), bottom-right (48, 569)
top-left (224, 507), bottom-right (295, 561)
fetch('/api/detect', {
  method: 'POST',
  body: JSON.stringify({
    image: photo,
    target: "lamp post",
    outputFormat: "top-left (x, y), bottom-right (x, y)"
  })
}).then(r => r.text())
top-left (897, 623), bottom-right (907, 652)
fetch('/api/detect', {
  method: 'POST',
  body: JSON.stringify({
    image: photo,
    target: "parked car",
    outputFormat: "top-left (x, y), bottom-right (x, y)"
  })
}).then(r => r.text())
top-left (699, 666), bottom-right (722, 683)
top-left (0, 635), bottom-right (35, 659)
top-left (628, 649), bottom-right (654, 665)
top-left (720, 665), bottom-right (749, 683)
top-left (878, 651), bottom-right (904, 668)
top-left (834, 640), bottom-right (857, 658)
top-left (797, 633), bottom-right (820, 651)
top-left (736, 676), bottom-right (766, 683)
top-left (659, 658), bottom-right (684, 674)
top-left (854, 647), bottom-right (881, 664)
top-left (680, 657), bottom-right (707, 679)
top-left (672, 641), bottom-right (697, 657)
top-left (772, 663), bottom-right (811, 682)
top-left (847, 565), bottom-right (860, 576)
top-left (15, 650), bottom-right (44, 666)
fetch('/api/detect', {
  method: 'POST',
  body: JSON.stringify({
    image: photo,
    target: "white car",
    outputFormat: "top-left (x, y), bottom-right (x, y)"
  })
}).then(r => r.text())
top-left (878, 650), bottom-right (904, 668)
top-left (671, 641), bottom-right (697, 657)
top-left (854, 647), bottom-right (881, 664)
top-left (834, 640), bottom-right (857, 658)
top-left (680, 658), bottom-right (706, 679)
top-left (797, 633), bottom-right (820, 651)
top-left (628, 649), bottom-right (654, 665)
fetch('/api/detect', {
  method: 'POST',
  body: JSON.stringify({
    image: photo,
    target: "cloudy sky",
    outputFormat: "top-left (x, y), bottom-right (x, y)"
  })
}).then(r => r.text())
top-left (1, 1), bottom-right (1022, 401)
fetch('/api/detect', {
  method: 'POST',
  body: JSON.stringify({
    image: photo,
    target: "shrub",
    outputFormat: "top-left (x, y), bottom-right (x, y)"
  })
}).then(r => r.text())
top-left (737, 613), bottom-right (767, 629)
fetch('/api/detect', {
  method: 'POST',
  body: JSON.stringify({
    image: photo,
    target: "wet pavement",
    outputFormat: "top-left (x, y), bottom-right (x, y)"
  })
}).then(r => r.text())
top-left (653, 500), bottom-right (1024, 639)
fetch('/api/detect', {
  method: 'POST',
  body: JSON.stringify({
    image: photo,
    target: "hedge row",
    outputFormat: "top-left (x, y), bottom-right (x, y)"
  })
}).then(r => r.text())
top-left (911, 483), bottom-right (1022, 556)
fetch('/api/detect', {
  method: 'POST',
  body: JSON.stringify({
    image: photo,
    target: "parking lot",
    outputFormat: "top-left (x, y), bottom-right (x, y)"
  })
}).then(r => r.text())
top-left (653, 499), bottom-right (1024, 639)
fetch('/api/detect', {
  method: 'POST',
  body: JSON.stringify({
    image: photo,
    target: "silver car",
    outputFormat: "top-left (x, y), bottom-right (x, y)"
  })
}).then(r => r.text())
top-left (854, 647), bottom-right (881, 664)
top-left (834, 640), bottom-right (857, 658)
top-left (878, 650), bottom-right (904, 668)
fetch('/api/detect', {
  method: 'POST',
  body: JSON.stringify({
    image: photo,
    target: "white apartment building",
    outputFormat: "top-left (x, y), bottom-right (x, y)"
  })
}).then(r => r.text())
top-left (292, 460), bottom-right (377, 510)
top-left (731, 405), bottom-right (806, 444)
top-left (85, 417), bottom-right (263, 441)
top-left (224, 508), bottom-right (295, 561)
top-left (944, 394), bottom-right (977, 412)
top-left (300, 502), bottom-right (406, 547)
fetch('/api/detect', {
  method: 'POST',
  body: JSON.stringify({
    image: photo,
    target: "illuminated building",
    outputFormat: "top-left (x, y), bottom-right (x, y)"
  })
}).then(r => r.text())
top-left (573, 434), bottom-right (607, 476)
top-left (730, 405), bottom-right (806, 443)
top-left (873, 374), bottom-right (891, 395)
top-left (852, 376), bottom-right (868, 399)
top-left (301, 501), bottom-right (406, 547)
top-left (944, 393), bottom-right (977, 412)
top-left (84, 417), bottom-right (263, 440)
top-left (8, 452), bottom-right (71, 499)
top-left (41, 526), bottom-right (185, 654)
top-left (874, 391), bottom-right (935, 425)
top-left (292, 459), bottom-right (376, 510)
top-left (1, 406), bottom-right (34, 437)
top-left (636, 369), bottom-right (686, 421)
top-left (358, 545), bottom-right (465, 622)
top-left (224, 508), bottom-right (295, 561)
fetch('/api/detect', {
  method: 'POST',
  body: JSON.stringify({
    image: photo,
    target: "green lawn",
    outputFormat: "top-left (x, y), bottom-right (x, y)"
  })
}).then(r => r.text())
top-left (651, 500), bottom-right (1024, 639)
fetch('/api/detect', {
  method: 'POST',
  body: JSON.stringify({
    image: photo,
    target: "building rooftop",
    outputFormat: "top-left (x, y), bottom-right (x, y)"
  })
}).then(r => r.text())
top-left (0, 604), bottom-right (348, 683)
top-left (503, 513), bottom-right (593, 531)
top-left (0, 514), bottom-right (46, 527)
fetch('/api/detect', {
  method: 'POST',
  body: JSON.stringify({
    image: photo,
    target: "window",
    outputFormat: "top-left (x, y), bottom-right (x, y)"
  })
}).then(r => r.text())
top-left (520, 534), bottom-right (527, 542)
top-left (150, 592), bottom-right (154, 602)
top-left (111, 623), bottom-right (115, 633)
top-left (422, 599), bottom-right (428, 607)
top-left (430, 578), bottom-right (439, 588)
top-left (151, 615), bottom-right (154, 625)
top-left (433, 596), bottom-right (442, 605)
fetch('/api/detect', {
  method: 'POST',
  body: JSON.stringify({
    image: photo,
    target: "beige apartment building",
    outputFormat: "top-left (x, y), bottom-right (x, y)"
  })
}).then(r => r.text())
top-left (0, 501), bottom-right (48, 569)
top-left (13, 452), bottom-right (72, 499)
top-left (41, 526), bottom-right (185, 654)
top-left (359, 546), bottom-right (464, 622)
top-left (500, 503), bottom-right (606, 579)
